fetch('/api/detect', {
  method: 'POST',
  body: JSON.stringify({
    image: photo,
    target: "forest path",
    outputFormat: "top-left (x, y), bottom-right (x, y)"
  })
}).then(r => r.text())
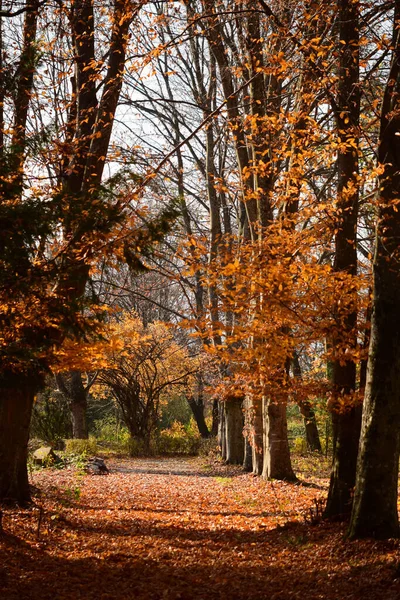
top-left (1, 456), bottom-right (399, 600)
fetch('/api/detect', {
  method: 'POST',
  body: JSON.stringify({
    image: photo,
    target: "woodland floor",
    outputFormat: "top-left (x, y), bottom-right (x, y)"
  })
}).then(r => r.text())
top-left (1, 456), bottom-right (400, 600)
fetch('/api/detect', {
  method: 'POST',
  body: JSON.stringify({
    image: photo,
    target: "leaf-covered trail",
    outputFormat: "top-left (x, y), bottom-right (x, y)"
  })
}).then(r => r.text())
top-left (1, 457), bottom-right (400, 599)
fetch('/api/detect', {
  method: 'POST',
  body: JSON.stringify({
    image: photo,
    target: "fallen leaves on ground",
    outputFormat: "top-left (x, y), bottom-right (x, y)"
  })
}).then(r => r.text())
top-left (1, 456), bottom-right (399, 599)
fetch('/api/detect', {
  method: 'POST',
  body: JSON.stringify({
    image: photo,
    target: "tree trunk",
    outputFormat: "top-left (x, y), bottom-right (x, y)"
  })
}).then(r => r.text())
top-left (251, 397), bottom-right (264, 475)
top-left (69, 372), bottom-right (88, 439)
top-left (0, 383), bottom-right (36, 504)
top-left (262, 399), bottom-right (296, 480)
top-left (224, 398), bottom-right (244, 465)
top-left (325, 0), bottom-right (360, 518)
top-left (293, 353), bottom-right (322, 453)
top-left (188, 397), bottom-right (210, 438)
top-left (325, 406), bottom-right (362, 518)
top-left (349, 3), bottom-right (400, 539)
top-left (299, 401), bottom-right (322, 453)
top-left (211, 399), bottom-right (219, 437)
top-left (218, 401), bottom-right (227, 460)
top-left (243, 436), bottom-right (253, 472)
top-left (242, 396), bottom-right (253, 471)
top-left (56, 371), bottom-right (88, 439)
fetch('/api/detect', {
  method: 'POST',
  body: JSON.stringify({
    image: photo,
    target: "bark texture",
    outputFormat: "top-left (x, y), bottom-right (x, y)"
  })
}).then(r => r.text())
top-left (55, 372), bottom-right (88, 439)
top-left (324, 0), bottom-right (361, 519)
top-left (251, 398), bottom-right (264, 476)
top-left (299, 402), bottom-right (322, 453)
top-left (349, 3), bottom-right (400, 538)
top-left (0, 382), bottom-right (36, 504)
top-left (188, 395), bottom-right (210, 439)
top-left (224, 398), bottom-right (244, 465)
top-left (262, 399), bottom-right (296, 481)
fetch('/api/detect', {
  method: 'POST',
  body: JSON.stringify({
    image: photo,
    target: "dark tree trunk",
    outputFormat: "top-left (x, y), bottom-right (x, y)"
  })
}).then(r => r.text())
top-left (56, 371), bottom-right (88, 439)
top-left (325, 406), bottom-right (362, 518)
top-left (224, 398), bottom-right (244, 465)
top-left (188, 397), bottom-right (210, 438)
top-left (69, 372), bottom-right (88, 439)
top-left (262, 399), bottom-right (296, 481)
top-left (325, 0), bottom-right (361, 519)
top-left (218, 401), bottom-right (227, 460)
top-left (243, 436), bottom-right (253, 472)
top-left (211, 399), bottom-right (219, 437)
top-left (349, 3), bottom-right (400, 539)
top-left (299, 401), bottom-right (322, 453)
top-left (0, 382), bottom-right (36, 504)
top-left (292, 353), bottom-right (322, 453)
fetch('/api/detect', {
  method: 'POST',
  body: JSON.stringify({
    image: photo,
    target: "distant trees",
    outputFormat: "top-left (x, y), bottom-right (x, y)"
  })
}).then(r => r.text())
top-left (97, 315), bottom-right (200, 450)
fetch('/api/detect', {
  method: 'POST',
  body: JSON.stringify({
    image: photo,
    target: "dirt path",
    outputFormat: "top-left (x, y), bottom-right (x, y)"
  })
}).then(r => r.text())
top-left (1, 457), bottom-right (399, 599)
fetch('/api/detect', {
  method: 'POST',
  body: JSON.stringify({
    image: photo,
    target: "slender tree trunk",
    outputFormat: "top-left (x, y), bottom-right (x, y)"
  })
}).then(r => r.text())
top-left (349, 3), bottom-right (400, 539)
top-left (56, 372), bottom-right (88, 439)
top-left (0, 383), bottom-right (36, 504)
top-left (242, 396), bottom-right (253, 471)
top-left (224, 398), bottom-right (244, 465)
top-left (324, 0), bottom-right (361, 519)
top-left (218, 401), bottom-right (227, 460)
top-left (292, 352), bottom-right (322, 452)
top-left (69, 372), bottom-right (88, 439)
top-left (298, 401), bottom-right (322, 453)
top-left (359, 297), bottom-right (372, 392)
top-left (251, 397), bottom-right (264, 475)
top-left (262, 399), bottom-right (296, 481)
top-left (211, 399), bottom-right (219, 437)
top-left (325, 406), bottom-right (362, 517)
top-left (188, 397), bottom-right (210, 439)
top-left (243, 436), bottom-right (253, 472)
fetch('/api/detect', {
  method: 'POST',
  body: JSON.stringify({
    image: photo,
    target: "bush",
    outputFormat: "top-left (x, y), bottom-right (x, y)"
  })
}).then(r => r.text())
top-left (156, 420), bottom-right (201, 455)
top-left (93, 415), bottom-right (130, 445)
top-left (127, 437), bottom-right (152, 457)
top-left (87, 395), bottom-right (118, 434)
top-left (31, 387), bottom-right (72, 445)
top-left (64, 438), bottom-right (98, 456)
top-left (159, 395), bottom-right (193, 429)
top-left (197, 436), bottom-right (218, 457)
top-left (292, 436), bottom-right (308, 455)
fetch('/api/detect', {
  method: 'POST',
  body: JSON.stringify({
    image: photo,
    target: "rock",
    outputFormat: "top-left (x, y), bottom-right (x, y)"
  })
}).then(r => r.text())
top-left (32, 446), bottom-right (61, 466)
top-left (85, 457), bottom-right (109, 475)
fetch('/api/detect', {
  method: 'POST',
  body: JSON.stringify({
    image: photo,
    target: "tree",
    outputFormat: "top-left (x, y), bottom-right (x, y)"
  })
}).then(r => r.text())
top-left (0, 0), bottom-right (167, 504)
top-left (54, 371), bottom-right (97, 440)
top-left (349, 2), bottom-right (400, 539)
top-left (324, 0), bottom-right (362, 519)
top-left (97, 315), bottom-right (200, 450)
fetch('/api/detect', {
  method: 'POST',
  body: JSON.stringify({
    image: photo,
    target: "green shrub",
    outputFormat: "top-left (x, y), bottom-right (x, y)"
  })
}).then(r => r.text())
top-left (64, 438), bottom-right (98, 456)
top-left (157, 420), bottom-right (201, 455)
top-left (93, 415), bottom-right (130, 445)
top-left (87, 395), bottom-right (118, 433)
top-left (31, 388), bottom-right (72, 445)
top-left (292, 436), bottom-right (308, 455)
top-left (159, 394), bottom-right (193, 429)
top-left (126, 437), bottom-right (151, 457)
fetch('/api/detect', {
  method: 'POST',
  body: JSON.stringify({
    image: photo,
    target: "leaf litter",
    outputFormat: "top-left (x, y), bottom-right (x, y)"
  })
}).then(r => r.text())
top-left (1, 456), bottom-right (399, 599)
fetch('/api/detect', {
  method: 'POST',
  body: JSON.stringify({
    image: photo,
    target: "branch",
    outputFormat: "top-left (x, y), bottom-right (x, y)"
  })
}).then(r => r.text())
top-left (0, 1), bottom-right (46, 17)
top-left (133, 72), bottom-right (259, 196)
